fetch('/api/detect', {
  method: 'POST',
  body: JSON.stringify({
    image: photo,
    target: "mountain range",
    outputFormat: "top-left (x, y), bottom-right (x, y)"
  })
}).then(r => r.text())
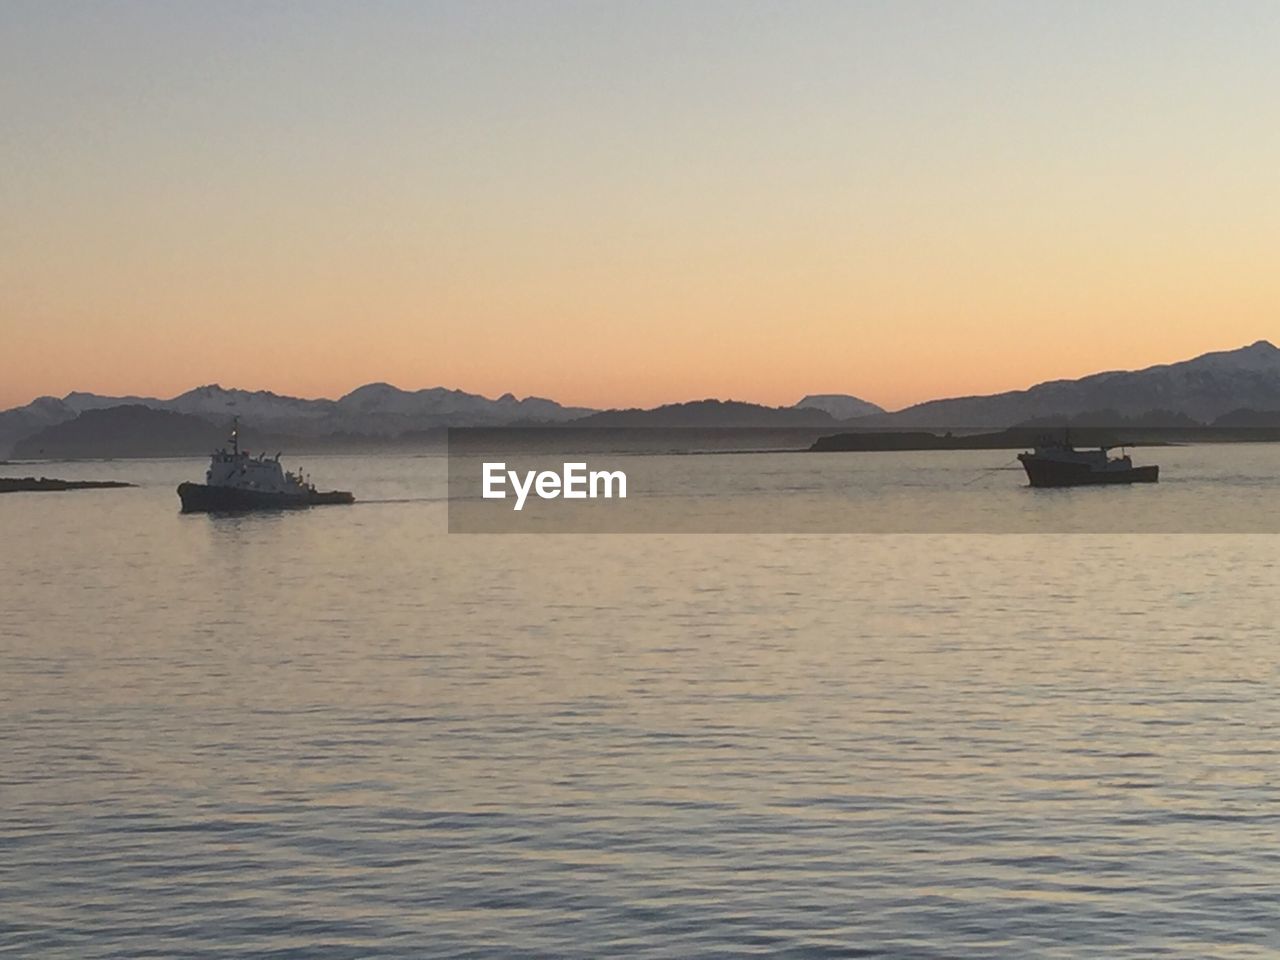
top-left (3, 340), bottom-right (1279, 458)
top-left (1, 383), bottom-right (595, 458)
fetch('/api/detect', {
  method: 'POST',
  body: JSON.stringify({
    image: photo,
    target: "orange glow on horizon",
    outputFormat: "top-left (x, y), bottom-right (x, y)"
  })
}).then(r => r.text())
top-left (4, 4), bottom-right (1278, 413)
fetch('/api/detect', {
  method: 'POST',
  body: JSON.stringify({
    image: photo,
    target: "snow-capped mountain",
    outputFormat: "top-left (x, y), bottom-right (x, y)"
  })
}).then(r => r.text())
top-left (0, 396), bottom-right (79, 458)
top-left (164, 385), bottom-right (336, 422)
top-left (61, 391), bottom-right (154, 413)
top-left (330, 383), bottom-right (593, 431)
top-left (793, 394), bottom-right (885, 420)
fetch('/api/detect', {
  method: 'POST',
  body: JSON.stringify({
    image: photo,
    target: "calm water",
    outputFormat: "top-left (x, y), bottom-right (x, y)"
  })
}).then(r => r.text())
top-left (3, 452), bottom-right (1280, 957)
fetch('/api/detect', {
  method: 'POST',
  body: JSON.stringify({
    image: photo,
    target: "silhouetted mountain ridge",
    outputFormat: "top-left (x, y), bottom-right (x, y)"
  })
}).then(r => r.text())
top-left (0, 383), bottom-right (596, 456)
top-left (862, 340), bottom-right (1280, 428)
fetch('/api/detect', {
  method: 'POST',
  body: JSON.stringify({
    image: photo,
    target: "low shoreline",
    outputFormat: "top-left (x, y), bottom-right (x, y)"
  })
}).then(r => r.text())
top-left (809, 429), bottom-right (1187, 452)
top-left (0, 477), bottom-right (136, 494)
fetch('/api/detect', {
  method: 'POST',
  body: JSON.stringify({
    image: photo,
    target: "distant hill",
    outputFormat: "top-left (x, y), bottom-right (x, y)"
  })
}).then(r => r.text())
top-left (569, 399), bottom-right (838, 428)
top-left (1212, 408), bottom-right (1280, 428)
top-left (1015, 409), bottom-right (1205, 429)
top-left (871, 340), bottom-right (1280, 428)
top-left (12, 406), bottom-right (228, 459)
top-left (793, 394), bottom-right (884, 420)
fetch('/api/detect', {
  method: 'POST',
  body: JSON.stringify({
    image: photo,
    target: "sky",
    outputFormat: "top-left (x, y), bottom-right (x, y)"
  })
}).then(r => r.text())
top-left (3, 0), bottom-right (1278, 412)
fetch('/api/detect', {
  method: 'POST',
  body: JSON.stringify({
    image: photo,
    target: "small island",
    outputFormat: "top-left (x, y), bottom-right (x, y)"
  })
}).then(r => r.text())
top-left (0, 477), bottom-right (135, 494)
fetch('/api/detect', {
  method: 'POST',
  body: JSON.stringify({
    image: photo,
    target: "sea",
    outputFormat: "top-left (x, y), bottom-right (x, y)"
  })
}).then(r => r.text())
top-left (3, 447), bottom-right (1280, 958)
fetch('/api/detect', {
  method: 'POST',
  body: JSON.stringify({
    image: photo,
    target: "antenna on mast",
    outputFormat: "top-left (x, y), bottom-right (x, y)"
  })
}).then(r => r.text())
top-left (230, 416), bottom-right (240, 457)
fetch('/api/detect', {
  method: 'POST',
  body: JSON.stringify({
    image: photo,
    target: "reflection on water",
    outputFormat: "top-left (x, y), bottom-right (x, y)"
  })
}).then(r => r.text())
top-left (2, 454), bottom-right (1280, 957)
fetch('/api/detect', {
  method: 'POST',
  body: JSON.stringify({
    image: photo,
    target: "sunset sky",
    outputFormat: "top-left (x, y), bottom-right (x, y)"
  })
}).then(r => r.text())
top-left (4, 1), bottom-right (1278, 412)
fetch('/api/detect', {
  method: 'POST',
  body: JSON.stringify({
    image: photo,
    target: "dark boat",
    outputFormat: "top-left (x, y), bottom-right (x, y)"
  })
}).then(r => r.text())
top-left (177, 419), bottom-right (354, 512)
top-left (176, 482), bottom-right (354, 511)
top-left (1018, 433), bottom-right (1159, 487)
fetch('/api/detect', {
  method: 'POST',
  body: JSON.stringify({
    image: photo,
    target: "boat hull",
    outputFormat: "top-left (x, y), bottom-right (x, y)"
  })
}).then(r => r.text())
top-left (1019, 459), bottom-right (1159, 488)
top-left (177, 482), bottom-right (354, 513)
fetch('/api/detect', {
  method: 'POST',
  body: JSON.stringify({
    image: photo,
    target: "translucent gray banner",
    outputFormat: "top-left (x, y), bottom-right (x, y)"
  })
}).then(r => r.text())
top-left (447, 427), bottom-right (1280, 533)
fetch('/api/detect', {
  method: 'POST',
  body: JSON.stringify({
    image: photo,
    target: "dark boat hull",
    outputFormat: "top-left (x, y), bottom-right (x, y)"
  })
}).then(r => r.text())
top-left (177, 482), bottom-right (354, 513)
top-left (1020, 459), bottom-right (1159, 488)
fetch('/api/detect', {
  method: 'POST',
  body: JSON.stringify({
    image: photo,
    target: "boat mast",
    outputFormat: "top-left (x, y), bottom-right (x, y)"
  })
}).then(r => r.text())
top-left (230, 416), bottom-right (239, 456)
